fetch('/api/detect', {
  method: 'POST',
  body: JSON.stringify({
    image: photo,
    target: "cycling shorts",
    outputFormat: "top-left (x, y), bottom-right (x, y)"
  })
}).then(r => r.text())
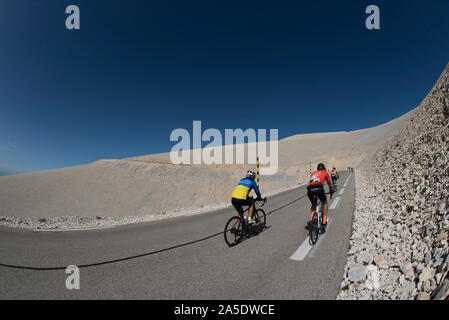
top-left (231, 197), bottom-right (253, 215)
top-left (307, 184), bottom-right (327, 206)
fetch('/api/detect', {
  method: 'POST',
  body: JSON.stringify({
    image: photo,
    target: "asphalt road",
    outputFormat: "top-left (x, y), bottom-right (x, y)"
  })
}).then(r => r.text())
top-left (0, 172), bottom-right (355, 299)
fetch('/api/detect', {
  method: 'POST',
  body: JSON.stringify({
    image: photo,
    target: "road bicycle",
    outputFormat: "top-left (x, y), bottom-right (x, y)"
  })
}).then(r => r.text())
top-left (332, 181), bottom-right (338, 193)
top-left (309, 192), bottom-right (332, 245)
top-left (224, 197), bottom-right (267, 247)
top-left (331, 175), bottom-right (338, 193)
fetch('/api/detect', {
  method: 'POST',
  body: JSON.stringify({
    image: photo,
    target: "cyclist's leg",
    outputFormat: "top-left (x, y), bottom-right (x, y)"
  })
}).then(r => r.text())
top-left (307, 190), bottom-right (318, 221)
top-left (310, 203), bottom-right (317, 221)
top-left (247, 198), bottom-right (255, 221)
top-left (318, 189), bottom-right (328, 225)
top-left (231, 198), bottom-right (244, 228)
top-left (323, 201), bottom-right (328, 224)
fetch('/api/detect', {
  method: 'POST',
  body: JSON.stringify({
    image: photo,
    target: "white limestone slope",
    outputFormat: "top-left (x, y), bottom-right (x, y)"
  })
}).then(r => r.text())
top-left (0, 107), bottom-right (413, 225)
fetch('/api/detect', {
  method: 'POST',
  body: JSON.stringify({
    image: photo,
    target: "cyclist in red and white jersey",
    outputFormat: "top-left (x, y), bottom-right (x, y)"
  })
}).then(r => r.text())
top-left (307, 163), bottom-right (333, 232)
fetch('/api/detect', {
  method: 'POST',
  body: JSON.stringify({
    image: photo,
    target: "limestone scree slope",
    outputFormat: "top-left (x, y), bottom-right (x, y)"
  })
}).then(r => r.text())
top-left (338, 63), bottom-right (449, 300)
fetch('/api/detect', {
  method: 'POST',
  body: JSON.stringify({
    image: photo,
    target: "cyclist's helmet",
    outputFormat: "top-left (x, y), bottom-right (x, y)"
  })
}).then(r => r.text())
top-left (246, 170), bottom-right (256, 180)
top-left (317, 163), bottom-right (326, 171)
top-left (333, 167), bottom-right (336, 170)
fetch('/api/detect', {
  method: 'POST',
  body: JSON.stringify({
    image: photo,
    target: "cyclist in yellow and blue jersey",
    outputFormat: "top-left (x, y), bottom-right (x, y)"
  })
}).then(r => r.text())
top-left (331, 167), bottom-right (339, 185)
top-left (231, 170), bottom-right (262, 225)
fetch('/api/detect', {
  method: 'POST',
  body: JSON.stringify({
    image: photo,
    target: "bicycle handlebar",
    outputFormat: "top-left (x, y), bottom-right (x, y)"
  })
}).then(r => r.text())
top-left (253, 196), bottom-right (267, 207)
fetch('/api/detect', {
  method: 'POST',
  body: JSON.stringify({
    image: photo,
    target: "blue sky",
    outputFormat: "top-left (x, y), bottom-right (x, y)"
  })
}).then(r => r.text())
top-left (0, 0), bottom-right (448, 173)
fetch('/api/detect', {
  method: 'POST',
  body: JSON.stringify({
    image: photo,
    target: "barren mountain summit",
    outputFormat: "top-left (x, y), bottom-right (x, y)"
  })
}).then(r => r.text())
top-left (0, 88), bottom-right (418, 228)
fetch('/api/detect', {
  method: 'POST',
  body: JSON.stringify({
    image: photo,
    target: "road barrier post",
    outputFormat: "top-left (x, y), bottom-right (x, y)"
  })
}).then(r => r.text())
top-left (257, 157), bottom-right (260, 187)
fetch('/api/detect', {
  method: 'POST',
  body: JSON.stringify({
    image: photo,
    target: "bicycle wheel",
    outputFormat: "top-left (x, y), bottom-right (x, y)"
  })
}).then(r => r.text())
top-left (224, 216), bottom-right (244, 247)
top-left (309, 213), bottom-right (319, 245)
top-left (318, 208), bottom-right (324, 234)
top-left (254, 209), bottom-right (266, 227)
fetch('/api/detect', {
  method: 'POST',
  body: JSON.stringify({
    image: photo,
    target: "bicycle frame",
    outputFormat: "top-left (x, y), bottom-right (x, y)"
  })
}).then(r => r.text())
top-left (316, 191), bottom-right (332, 225)
top-left (309, 191), bottom-right (332, 245)
top-left (241, 197), bottom-right (266, 217)
top-left (316, 200), bottom-right (323, 229)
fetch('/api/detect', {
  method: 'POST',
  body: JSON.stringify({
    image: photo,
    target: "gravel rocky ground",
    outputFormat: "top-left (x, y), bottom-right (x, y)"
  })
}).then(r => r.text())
top-left (0, 203), bottom-right (229, 230)
top-left (338, 63), bottom-right (449, 300)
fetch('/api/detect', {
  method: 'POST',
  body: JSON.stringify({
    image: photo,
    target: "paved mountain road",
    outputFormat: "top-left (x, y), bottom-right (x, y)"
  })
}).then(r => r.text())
top-left (0, 172), bottom-right (355, 299)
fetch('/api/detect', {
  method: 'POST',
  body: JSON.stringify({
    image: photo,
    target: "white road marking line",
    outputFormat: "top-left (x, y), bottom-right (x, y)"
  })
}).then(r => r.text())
top-left (338, 188), bottom-right (345, 195)
top-left (33, 226), bottom-right (115, 232)
top-left (309, 217), bottom-right (332, 258)
top-left (329, 197), bottom-right (341, 210)
top-left (344, 183), bottom-right (347, 187)
top-left (291, 217), bottom-right (334, 261)
top-left (290, 236), bottom-right (314, 261)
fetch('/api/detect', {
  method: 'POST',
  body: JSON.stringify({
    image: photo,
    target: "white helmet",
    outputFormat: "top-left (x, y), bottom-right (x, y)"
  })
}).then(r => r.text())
top-left (246, 170), bottom-right (256, 179)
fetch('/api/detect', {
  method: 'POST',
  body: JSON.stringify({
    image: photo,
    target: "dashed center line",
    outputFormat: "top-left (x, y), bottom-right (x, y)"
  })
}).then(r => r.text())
top-left (290, 217), bottom-right (333, 261)
top-left (338, 188), bottom-right (345, 195)
top-left (290, 236), bottom-right (313, 261)
top-left (329, 196), bottom-right (341, 210)
top-left (309, 218), bottom-right (333, 258)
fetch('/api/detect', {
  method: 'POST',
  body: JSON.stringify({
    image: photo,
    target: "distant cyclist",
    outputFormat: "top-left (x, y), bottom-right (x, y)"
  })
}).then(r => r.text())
top-left (231, 170), bottom-right (263, 226)
top-left (307, 163), bottom-right (333, 232)
top-left (330, 167), bottom-right (339, 185)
